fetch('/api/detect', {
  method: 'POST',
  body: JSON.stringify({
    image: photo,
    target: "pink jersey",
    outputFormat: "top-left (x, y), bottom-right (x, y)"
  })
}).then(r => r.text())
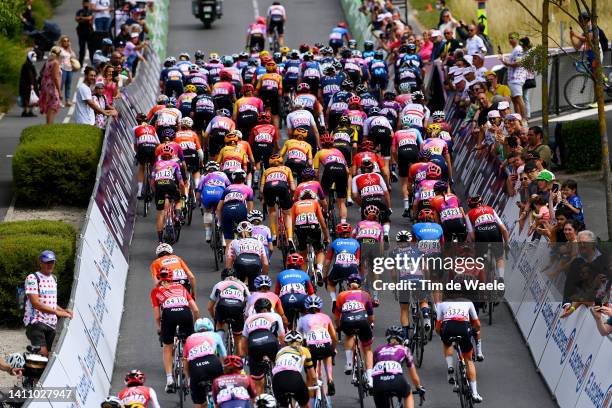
top-left (209, 279), bottom-right (250, 303)
top-left (246, 292), bottom-right (282, 316)
top-left (346, 109), bottom-right (367, 127)
top-left (228, 237), bottom-right (267, 258)
top-left (415, 179), bottom-right (437, 202)
top-left (430, 193), bottom-right (462, 222)
top-left (242, 312), bottom-right (285, 336)
top-left (177, 92), bottom-right (196, 108)
top-left (248, 23), bottom-right (266, 36)
top-left (206, 116), bottom-right (236, 133)
top-left (297, 313), bottom-right (333, 345)
top-left (294, 180), bottom-right (325, 201)
top-left (421, 138), bottom-right (448, 157)
top-left (152, 159), bottom-right (182, 183)
top-left (212, 81), bottom-right (236, 97)
top-left (395, 94), bottom-right (412, 107)
top-left (183, 332), bottom-right (218, 361)
top-left (236, 96), bottom-right (264, 114)
top-left (353, 220), bottom-right (383, 241)
top-left (392, 129), bottom-right (421, 150)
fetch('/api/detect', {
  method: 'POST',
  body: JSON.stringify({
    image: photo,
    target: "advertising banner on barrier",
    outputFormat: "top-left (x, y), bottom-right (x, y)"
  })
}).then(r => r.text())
top-left (526, 283), bottom-right (563, 364)
top-left (574, 337), bottom-right (612, 408)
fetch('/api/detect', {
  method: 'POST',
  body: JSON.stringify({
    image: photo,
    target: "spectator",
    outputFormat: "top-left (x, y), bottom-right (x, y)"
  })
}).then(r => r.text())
top-left (539, 208), bottom-right (572, 243)
top-left (75, 0), bottom-right (94, 66)
top-left (465, 24), bottom-right (486, 55)
top-left (38, 46), bottom-right (62, 124)
top-left (58, 36), bottom-right (78, 107)
top-left (19, 50), bottom-right (38, 117)
top-left (430, 30), bottom-right (444, 60)
top-left (115, 23), bottom-right (131, 46)
top-left (528, 195), bottom-right (550, 236)
top-left (476, 23), bottom-right (493, 55)
top-left (504, 151), bottom-right (524, 196)
top-left (500, 32), bottom-right (527, 120)
top-left (92, 37), bottom-right (113, 67)
top-left (124, 32), bottom-right (146, 73)
top-left (591, 305), bottom-right (612, 336)
top-left (91, 0), bottom-right (112, 34)
top-left (441, 29), bottom-right (462, 65)
top-left (526, 126), bottom-right (552, 168)
top-left (99, 64), bottom-right (119, 105)
top-left (92, 81), bottom-right (109, 129)
top-left (24, 250), bottom-right (73, 357)
top-left (0, 357), bottom-right (22, 376)
top-left (417, 31), bottom-right (433, 63)
top-left (558, 179), bottom-right (584, 225)
top-left (520, 37), bottom-right (536, 118)
top-left (21, 0), bottom-right (35, 33)
top-left (110, 51), bottom-right (132, 87)
top-left (74, 66), bottom-right (116, 125)
top-left (485, 70), bottom-right (511, 102)
top-left (438, 8), bottom-right (460, 36)
top-left (471, 53), bottom-right (487, 79)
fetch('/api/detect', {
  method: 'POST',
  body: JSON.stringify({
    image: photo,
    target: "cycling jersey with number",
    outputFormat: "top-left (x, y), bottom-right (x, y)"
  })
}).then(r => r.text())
top-left (272, 346), bottom-right (314, 375)
top-left (150, 283), bottom-right (192, 310)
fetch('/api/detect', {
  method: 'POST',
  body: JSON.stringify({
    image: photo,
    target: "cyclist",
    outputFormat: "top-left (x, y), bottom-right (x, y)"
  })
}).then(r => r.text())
top-left (150, 268), bottom-right (200, 392)
top-left (396, 59), bottom-right (422, 96)
top-left (430, 181), bottom-right (467, 242)
top-left (161, 58), bottom-right (184, 97)
top-left (241, 298), bottom-right (286, 394)
top-left (289, 189), bottom-right (331, 279)
top-left (226, 221), bottom-right (269, 290)
top-left (399, 91), bottom-right (427, 134)
top-left (329, 22), bottom-right (350, 53)
top-left (435, 299), bottom-right (483, 403)
top-left (320, 65), bottom-right (342, 109)
top-left (381, 91), bottom-right (401, 131)
top-left (372, 326), bottom-right (425, 408)
top-left (248, 209), bottom-right (274, 259)
top-left (362, 40), bottom-right (375, 61)
top-left (218, 132), bottom-right (248, 180)
top-left (247, 17), bottom-right (267, 52)
top-left (191, 85), bottom-right (216, 135)
top-left (326, 78), bottom-right (354, 131)
top-left (335, 273), bottom-right (374, 388)
top-left (300, 52), bottom-right (322, 97)
top-left (151, 145), bottom-right (184, 242)
top-left (314, 134), bottom-right (350, 223)
top-left (297, 295), bottom-right (338, 396)
top-left (363, 106), bottom-right (394, 177)
top-left (196, 161), bottom-right (231, 243)
top-left (118, 370), bottom-right (161, 408)
top-left (280, 127), bottom-right (313, 183)
top-left (175, 116), bottom-right (203, 191)
top-left (250, 112), bottom-right (280, 187)
top-left (184, 318), bottom-right (226, 408)
top-left (353, 205), bottom-right (384, 304)
top-left (266, 1), bottom-right (286, 48)
top-left (235, 130), bottom-right (256, 188)
top-left (465, 195), bottom-right (509, 282)
top-left (331, 114), bottom-right (358, 169)
top-left (213, 356), bottom-right (258, 408)
top-left (355, 83), bottom-right (379, 116)
top-left (352, 140), bottom-right (386, 180)
top-left (421, 124), bottom-right (452, 181)
top-left (177, 84), bottom-right (197, 118)
top-left (133, 113), bottom-right (160, 200)
top-left (294, 83), bottom-right (324, 126)
top-left (154, 97), bottom-right (181, 136)
top-left (352, 159), bottom-right (391, 242)
top-left (345, 96), bottom-right (367, 145)
top-left (271, 331), bottom-right (316, 408)
top-left (368, 50), bottom-right (388, 101)
top-left (392, 122), bottom-right (423, 217)
top-left (293, 167), bottom-right (327, 210)
top-left (256, 60), bottom-right (283, 129)
top-left (150, 243), bottom-right (197, 296)
top-left (412, 209), bottom-right (444, 309)
top-left (412, 163), bottom-right (441, 216)
top-left (323, 222), bottom-right (360, 303)
top-left (207, 53), bottom-right (225, 85)
top-left (283, 50), bottom-right (301, 93)
top-left (245, 276), bottom-right (289, 328)
top-left (212, 70), bottom-right (237, 113)
top-left (100, 396), bottom-right (123, 408)
top-left (216, 169), bottom-right (254, 247)
top-left (274, 253), bottom-right (315, 327)
top-left (185, 63), bottom-right (208, 89)
top-left (204, 108), bottom-right (236, 160)
top-left (208, 267), bottom-right (250, 356)
top-left (234, 84), bottom-right (264, 140)
top-left (146, 94), bottom-right (168, 123)
top-left (260, 154), bottom-right (295, 246)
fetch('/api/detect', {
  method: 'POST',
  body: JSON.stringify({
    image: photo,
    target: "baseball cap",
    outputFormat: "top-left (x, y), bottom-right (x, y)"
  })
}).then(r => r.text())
top-left (431, 30), bottom-right (442, 38)
top-left (39, 250), bottom-right (56, 263)
top-left (94, 81), bottom-right (105, 88)
top-left (524, 150), bottom-right (540, 161)
top-left (485, 70), bottom-right (497, 77)
top-left (535, 169), bottom-right (555, 182)
top-left (102, 38), bottom-right (113, 46)
top-left (487, 110), bottom-right (500, 118)
top-left (472, 52), bottom-right (485, 60)
top-left (507, 113), bottom-right (522, 121)
top-left (464, 66), bottom-right (476, 75)
top-left (497, 101), bottom-right (510, 110)
top-left (452, 75), bottom-right (466, 85)
top-left (523, 162), bottom-right (538, 173)
top-left (463, 55), bottom-right (473, 66)
top-left (130, 32), bottom-right (139, 38)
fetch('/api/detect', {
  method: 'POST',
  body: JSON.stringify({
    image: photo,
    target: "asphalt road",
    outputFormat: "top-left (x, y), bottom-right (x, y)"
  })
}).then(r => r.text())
top-left (110, 1), bottom-right (558, 407)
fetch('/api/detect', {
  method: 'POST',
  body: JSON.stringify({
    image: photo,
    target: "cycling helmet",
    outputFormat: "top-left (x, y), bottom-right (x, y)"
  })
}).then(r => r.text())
top-left (467, 195), bottom-right (482, 208)
top-left (297, 82), bottom-right (311, 93)
top-left (189, 64), bottom-right (200, 72)
top-left (351, 49), bottom-right (362, 58)
top-left (224, 133), bottom-right (239, 144)
top-left (236, 221), bottom-right (253, 234)
top-left (205, 161), bottom-right (220, 171)
top-left (303, 52), bottom-right (314, 61)
top-left (363, 40), bottom-right (374, 51)
top-left (293, 128), bottom-right (308, 140)
top-left (160, 128), bottom-right (176, 140)
top-left (320, 134), bottom-right (334, 147)
top-left (273, 52), bottom-right (282, 63)
top-left (194, 317), bottom-right (214, 332)
top-left (347, 273), bottom-right (362, 285)
top-left (374, 50), bottom-right (384, 60)
top-left (348, 95), bottom-right (362, 107)
top-left (254, 297), bottom-right (272, 312)
top-left (304, 295), bottom-right (323, 310)
top-left (6, 352), bottom-right (25, 369)
top-left (255, 394), bottom-right (277, 408)
top-left (243, 83), bottom-right (255, 94)
top-left (301, 167), bottom-right (316, 180)
top-left (156, 94), bottom-right (169, 105)
top-left (432, 110), bottom-right (445, 121)
top-left (299, 43), bottom-right (310, 53)
top-left (209, 53), bottom-right (220, 62)
top-left (286, 253), bottom-right (305, 268)
top-left (338, 115), bottom-right (351, 126)
top-left (232, 169), bottom-right (247, 182)
top-left (383, 91), bottom-right (397, 100)
top-left (195, 50), bottom-right (205, 60)
top-left (411, 91), bottom-right (424, 101)
top-left (340, 48), bottom-right (352, 59)
top-left (166, 97), bottom-right (177, 107)
top-left (385, 325), bottom-right (405, 342)
top-left (285, 331), bottom-right (304, 344)
top-left (407, 43), bottom-right (417, 52)
top-left (299, 189), bottom-right (317, 200)
top-left (336, 222), bottom-right (352, 235)
top-left (418, 149), bottom-right (431, 161)
top-left (355, 83), bottom-right (368, 94)
top-left (323, 65), bottom-right (336, 75)
top-left (268, 154), bottom-right (283, 167)
top-left (359, 140), bottom-right (375, 152)
top-left (223, 355), bottom-right (244, 370)
top-left (364, 204), bottom-right (380, 219)
top-left (433, 181), bottom-right (448, 193)
top-left (395, 230), bottom-right (413, 242)
top-left (156, 267), bottom-right (173, 282)
top-left (417, 209), bottom-right (436, 222)
top-left (124, 370), bottom-right (145, 386)
top-left (163, 57), bottom-right (175, 67)
top-left (219, 70), bottom-right (232, 81)
top-left (195, 84), bottom-right (209, 94)
top-left (234, 129), bottom-right (243, 140)
top-left (398, 82), bottom-right (413, 95)
top-left (155, 243), bottom-right (173, 256)
top-left (348, 39), bottom-right (357, 49)
top-left (247, 209), bottom-right (264, 223)
top-left (265, 61), bottom-right (278, 72)
top-left (239, 51), bottom-right (249, 59)
top-left (338, 22), bottom-right (348, 28)
top-left (258, 111), bottom-right (271, 123)
top-left (427, 123), bottom-right (441, 134)
top-left (292, 100), bottom-right (305, 110)
top-left (221, 267), bottom-right (235, 280)
top-left (180, 117), bottom-right (194, 128)
top-left (160, 144), bottom-right (174, 158)
top-left (426, 163), bottom-right (442, 180)
top-left (184, 84), bottom-right (197, 93)
top-left (369, 106), bottom-right (381, 116)
top-left (101, 396), bottom-right (122, 408)
top-left (254, 275), bottom-right (273, 289)
top-left (341, 78), bottom-right (354, 89)
top-left (179, 52), bottom-right (190, 61)
top-left (280, 46), bottom-right (290, 55)
top-left (256, 16), bottom-right (266, 24)
top-left (217, 108), bottom-right (231, 117)
top-left (333, 60), bottom-right (343, 71)
top-left (290, 50), bottom-right (300, 59)
top-left (222, 55), bottom-right (234, 66)
top-left (136, 112), bottom-right (147, 123)
top-left (360, 159), bottom-right (375, 172)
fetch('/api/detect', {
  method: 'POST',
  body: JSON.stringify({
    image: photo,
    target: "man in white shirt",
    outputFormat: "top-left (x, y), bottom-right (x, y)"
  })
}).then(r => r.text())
top-left (500, 32), bottom-right (527, 120)
top-left (90, 0), bottom-right (112, 33)
top-left (266, 1), bottom-right (286, 48)
top-left (74, 66), bottom-right (116, 125)
top-left (465, 25), bottom-right (486, 55)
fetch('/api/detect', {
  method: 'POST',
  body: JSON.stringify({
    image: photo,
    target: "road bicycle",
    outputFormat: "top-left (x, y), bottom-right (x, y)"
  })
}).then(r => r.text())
top-left (276, 197), bottom-right (291, 267)
top-left (184, 165), bottom-right (199, 226)
top-left (269, 25), bottom-right (281, 53)
top-left (222, 318), bottom-right (236, 355)
top-left (408, 302), bottom-right (428, 368)
top-left (350, 330), bottom-right (369, 408)
top-left (563, 61), bottom-right (612, 110)
top-left (172, 328), bottom-right (189, 408)
top-left (325, 187), bottom-right (338, 240)
top-left (195, 380), bottom-right (215, 408)
top-left (162, 196), bottom-right (181, 245)
top-left (262, 356), bottom-right (275, 395)
top-left (305, 243), bottom-right (319, 292)
top-left (449, 336), bottom-right (475, 408)
top-left (142, 162), bottom-right (153, 217)
top-left (210, 212), bottom-right (224, 270)
top-left (387, 389), bottom-right (426, 408)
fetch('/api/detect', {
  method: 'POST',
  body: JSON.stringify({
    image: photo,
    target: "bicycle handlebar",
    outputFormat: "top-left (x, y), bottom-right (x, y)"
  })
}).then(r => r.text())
top-left (412, 387), bottom-right (426, 406)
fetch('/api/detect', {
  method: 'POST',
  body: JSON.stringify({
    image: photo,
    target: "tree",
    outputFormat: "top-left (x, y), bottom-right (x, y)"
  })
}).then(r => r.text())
top-left (0, 0), bottom-right (25, 38)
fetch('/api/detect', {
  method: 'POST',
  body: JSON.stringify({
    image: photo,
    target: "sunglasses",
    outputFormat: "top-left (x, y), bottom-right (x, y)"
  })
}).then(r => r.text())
top-left (521, 177), bottom-right (529, 181)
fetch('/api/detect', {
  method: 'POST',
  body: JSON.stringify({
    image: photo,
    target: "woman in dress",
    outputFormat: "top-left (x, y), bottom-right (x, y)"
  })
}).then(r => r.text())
top-left (39, 46), bottom-right (62, 124)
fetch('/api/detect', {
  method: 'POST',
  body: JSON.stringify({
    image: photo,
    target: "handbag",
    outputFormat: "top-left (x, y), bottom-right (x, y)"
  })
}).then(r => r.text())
top-left (29, 87), bottom-right (39, 106)
top-left (524, 78), bottom-right (536, 89)
top-left (70, 57), bottom-right (81, 71)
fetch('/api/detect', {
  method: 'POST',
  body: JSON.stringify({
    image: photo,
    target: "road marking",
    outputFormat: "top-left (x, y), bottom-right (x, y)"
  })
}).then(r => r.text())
top-left (3, 196), bottom-right (16, 222)
top-left (252, 0), bottom-right (259, 19)
top-left (6, 155), bottom-right (13, 158)
top-left (0, 113), bottom-right (4, 123)
top-left (549, 103), bottom-right (612, 122)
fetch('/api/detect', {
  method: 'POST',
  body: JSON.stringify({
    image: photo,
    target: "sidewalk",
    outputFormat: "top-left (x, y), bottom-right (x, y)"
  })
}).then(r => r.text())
top-left (0, 0), bottom-right (86, 220)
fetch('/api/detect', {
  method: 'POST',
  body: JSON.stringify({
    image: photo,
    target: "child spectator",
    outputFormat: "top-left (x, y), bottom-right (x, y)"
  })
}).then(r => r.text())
top-left (558, 179), bottom-right (584, 226)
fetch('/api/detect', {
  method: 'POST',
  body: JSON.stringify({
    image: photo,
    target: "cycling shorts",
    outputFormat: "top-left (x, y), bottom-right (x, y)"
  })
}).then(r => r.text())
top-left (164, 80), bottom-right (184, 98)
top-left (201, 186), bottom-right (225, 209)
top-left (334, 144), bottom-right (353, 167)
top-left (397, 149), bottom-right (419, 177)
top-left (249, 35), bottom-right (265, 52)
top-left (183, 149), bottom-right (200, 171)
top-left (280, 293), bottom-right (306, 325)
top-left (440, 320), bottom-right (473, 353)
top-left (368, 126), bottom-right (392, 157)
top-left (213, 95), bottom-right (233, 112)
top-left (267, 18), bottom-right (284, 35)
top-left (259, 89), bottom-right (281, 116)
top-left (301, 77), bottom-right (320, 95)
top-left (285, 159), bottom-right (308, 183)
top-left (237, 111), bottom-right (259, 133)
top-left (308, 342), bottom-right (334, 362)
top-left (263, 183), bottom-right (292, 210)
top-left (272, 370), bottom-right (309, 407)
top-left (346, 70), bottom-right (362, 86)
top-left (154, 181), bottom-right (180, 211)
top-left (233, 253), bottom-right (262, 290)
top-left (442, 218), bottom-right (467, 243)
top-left (220, 401), bottom-right (252, 408)
top-left (328, 264), bottom-right (359, 284)
top-left (160, 306), bottom-right (194, 345)
top-left (209, 128), bottom-right (230, 158)
top-left (137, 144), bottom-right (157, 165)
top-left (295, 224), bottom-right (323, 252)
top-left (215, 300), bottom-right (246, 335)
top-left (189, 355), bottom-right (224, 404)
top-left (360, 196), bottom-right (390, 223)
top-left (398, 276), bottom-right (429, 304)
top-left (252, 144), bottom-right (274, 165)
top-left (247, 330), bottom-right (280, 377)
top-left (372, 374), bottom-right (410, 407)
top-left (221, 202), bottom-right (248, 239)
top-left (320, 163), bottom-right (348, 199)
top-left (370, 74), bottom-right (389, 91)
top-left (340, 313), bottom-right (373, 346)
top-left (329, 39), bottom-right (344, 52)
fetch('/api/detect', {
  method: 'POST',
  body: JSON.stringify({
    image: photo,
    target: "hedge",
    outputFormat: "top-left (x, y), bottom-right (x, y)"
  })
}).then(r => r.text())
top-left (0, 220), bottom-right (76, 327)
top-left (559, 120), bottom-right (601, 173)
top-left (13, 124), bottom-right (103, 207)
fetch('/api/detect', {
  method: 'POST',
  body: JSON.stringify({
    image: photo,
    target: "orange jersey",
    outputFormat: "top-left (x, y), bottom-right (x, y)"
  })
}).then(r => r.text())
top-left (237, 140), bottom-right (254, 160)
top-left (291, 199), bottom-right (323, 226)
top-left (262, 165), bottom-right (294, 186)
top-left (256, 73), bottom-right (283, 93)
top-left (146, 104), bottom-right (165, 122)
top-left (174, 130), bottom-right (202, 151)
top-left (280, 139), bottom-right (312, 163)
top-left (150, 255), bottom-right (193, 283)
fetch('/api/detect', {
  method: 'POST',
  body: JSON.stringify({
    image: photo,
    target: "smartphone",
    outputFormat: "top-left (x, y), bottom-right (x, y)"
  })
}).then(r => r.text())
top-left (552, 183), bottom-right (560, 193)
top-left (595, 298), bottom-right (603, 307)
top-left (497, 45), bottom-right (502, 54)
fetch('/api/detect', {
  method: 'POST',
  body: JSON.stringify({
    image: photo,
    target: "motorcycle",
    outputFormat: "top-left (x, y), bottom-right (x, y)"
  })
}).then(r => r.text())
top-left (192, 0), bottom-right (222, 29)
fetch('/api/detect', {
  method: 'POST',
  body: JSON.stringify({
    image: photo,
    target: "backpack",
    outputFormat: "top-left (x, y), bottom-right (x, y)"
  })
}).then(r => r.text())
top-left (17, 273), bottom-right (41, 310)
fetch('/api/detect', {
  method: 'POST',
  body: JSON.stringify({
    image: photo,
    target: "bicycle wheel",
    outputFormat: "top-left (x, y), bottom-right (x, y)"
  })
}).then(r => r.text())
top-left (354, 347), bottom-right (366, 408)
top-left (564, 73), bottom-right (595, 109)
top-left (162, 206), bottom-right (175, 244)
top-left (414, 315), bottom-right (425, 368)
top-left (187, 175), bottom-right (196, 226)
top-left (225, 322), bottom-right (235, 355)
top-left (488, 301), bottom-right (494, 326)
top-left (455, 359), bottom-right (466, 408)
top-left (143, 164), bottom-right (151, 217)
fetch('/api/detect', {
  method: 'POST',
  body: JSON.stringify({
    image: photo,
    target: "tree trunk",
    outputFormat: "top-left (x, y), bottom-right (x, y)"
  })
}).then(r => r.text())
top-left (541, 0), bottom-right (549, 142)
top-left (590, 0), bottom-right (612, 240)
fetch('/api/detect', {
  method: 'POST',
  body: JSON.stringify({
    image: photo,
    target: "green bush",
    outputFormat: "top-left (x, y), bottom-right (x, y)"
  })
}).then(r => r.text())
top-left (0, 221), bottom-right (76, 327)
top-left (13, 124), bottom-right (103, 207)
top-left (559, 120), bottom-right (601, 173)
top-left (0, 36), bottom-right (28, 111)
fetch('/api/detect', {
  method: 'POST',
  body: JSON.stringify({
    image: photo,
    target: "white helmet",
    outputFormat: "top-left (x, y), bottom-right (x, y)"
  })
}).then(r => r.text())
top-left (6, 352), bottom-right (25, 369)
top-left (236, 221), bottom-right (253, 234)
top-left (234, 129), bottom-right (243, 140)
top-left (255, 394), bottom-right (277, 408)
top-left (180, 117), bottom-right (194, 128)
top-left (155, 243), bottom-right (173, 256)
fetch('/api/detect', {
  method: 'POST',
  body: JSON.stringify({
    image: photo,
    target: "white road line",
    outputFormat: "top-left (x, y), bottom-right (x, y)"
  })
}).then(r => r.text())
top-left (252, 0), bottom-right (259, 19)
top-left (3, 196), bottom-right (16, 222)
top-left (6, 155), bottom-right (13, 158)
top-left (0, 113), bottom-right (4, 123)
top-left (549, 103), bottom-right (612, 122)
